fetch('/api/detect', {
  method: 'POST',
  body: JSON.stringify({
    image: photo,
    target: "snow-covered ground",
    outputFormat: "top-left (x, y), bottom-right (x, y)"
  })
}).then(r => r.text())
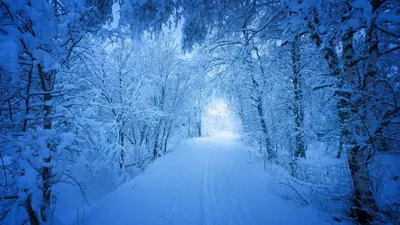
top-left (80, 133), bottom-right (348, 225)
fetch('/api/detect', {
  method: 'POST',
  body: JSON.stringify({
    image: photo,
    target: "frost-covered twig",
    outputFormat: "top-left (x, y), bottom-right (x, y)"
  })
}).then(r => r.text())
top-left (279, 181), bottom-right (309, 205)
top-left (63, 173), bottom-right (91, 206)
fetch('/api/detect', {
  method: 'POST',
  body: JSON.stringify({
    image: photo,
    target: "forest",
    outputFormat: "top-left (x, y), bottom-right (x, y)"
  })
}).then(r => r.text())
top-left (0, 0), bottom-right (399, 225)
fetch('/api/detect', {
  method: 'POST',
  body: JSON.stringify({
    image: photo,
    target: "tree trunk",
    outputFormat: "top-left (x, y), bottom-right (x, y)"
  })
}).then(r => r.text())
top-left (291, 39), bottom-right (306, 158)
top-left (25, 195), bottom-right (40, 225)
top-left (251, 45), bottom-right (275, 159)
top-left (139, 125), bottom-right (147, 146)
top-left (251, 75), bottom-right (274, 159)
top-left (118, 71), bottom-right (125, 169)
top-left (119, 125), bottom-right (125, 169)
top-left (22, 63), bottom-right (41, 225)
top-left (38, 65), bottom-right (54, 222)
top-left (336, 131), bottom-right (343, 158)
top-left (348, 146), bottom-right (378, 223)
top-left (163, 123), bottom-right (172, 155)
top-left (153, 121), bottom-right (161, 160)
top-left (160, 122), bottom-right (167, 155)
top-left (309, 22), bottom-right (379, 222)
top-left (336, 27), bottom-right (355, 160)
top-left (196, 119), bottom-right (202, 137)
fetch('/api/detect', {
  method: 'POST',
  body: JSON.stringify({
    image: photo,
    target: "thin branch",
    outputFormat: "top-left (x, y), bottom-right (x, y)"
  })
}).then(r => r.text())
top-left (377, 26), bottom-right (400, 38)
top-left (65, 36), bottom-right (83, 61)
top-left (312, 83), bottom-right (334, 90)
top-left (0, 153), bottom-right (9, 187)
top-left (279, 181), bottom-right (309, 205)
top-left (63, 173), bottom-right (91, 206)
top-left (246, 10), bottom-right (283, 43)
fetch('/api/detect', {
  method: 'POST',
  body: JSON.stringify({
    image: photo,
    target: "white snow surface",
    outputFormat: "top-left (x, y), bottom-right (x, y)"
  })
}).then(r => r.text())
top-left (81, 133), bottom-right (343, 225)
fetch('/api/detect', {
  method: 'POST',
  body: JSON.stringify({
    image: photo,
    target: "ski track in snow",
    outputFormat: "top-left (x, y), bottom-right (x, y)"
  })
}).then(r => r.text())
top-left (81, 134), bottom-right (344, 225)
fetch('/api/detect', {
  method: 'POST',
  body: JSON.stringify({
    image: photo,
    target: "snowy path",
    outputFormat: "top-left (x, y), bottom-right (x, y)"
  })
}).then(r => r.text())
top-left (82, 135), bottom-right (335, 225)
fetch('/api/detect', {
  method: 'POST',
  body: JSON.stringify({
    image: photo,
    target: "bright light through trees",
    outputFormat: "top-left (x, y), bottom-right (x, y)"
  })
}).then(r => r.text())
top-left (202, 98), bottom-right (241, 137)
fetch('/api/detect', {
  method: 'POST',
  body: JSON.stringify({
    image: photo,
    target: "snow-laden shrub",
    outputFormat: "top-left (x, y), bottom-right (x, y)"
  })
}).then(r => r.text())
top-left (369, 154), bottom-right (400, 223)
top-left (263, 141), bottom-right (352, 217)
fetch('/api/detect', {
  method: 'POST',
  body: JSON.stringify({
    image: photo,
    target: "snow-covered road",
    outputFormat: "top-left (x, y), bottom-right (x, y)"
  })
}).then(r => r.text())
top-left (82, 134), bottom-right (337, 225)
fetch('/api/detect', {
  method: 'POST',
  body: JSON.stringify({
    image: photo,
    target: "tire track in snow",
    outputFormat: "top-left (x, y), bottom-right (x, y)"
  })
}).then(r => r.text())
top-left (208, 143), bottom-right (222, 225)
top-left (213, 147), bottom-right (233, 225)
top-left (214, 145), bottom-right (249, 225)
top-left (226, 168), bottom-right (249, 224)
top-left (201, 148), bottom-right (210, 225)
